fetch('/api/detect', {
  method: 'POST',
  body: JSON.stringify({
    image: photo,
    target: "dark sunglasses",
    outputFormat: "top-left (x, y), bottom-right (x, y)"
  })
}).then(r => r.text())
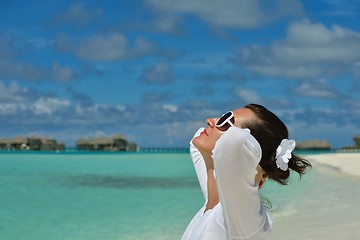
top-left (215, 111), bottom-right (235, 131)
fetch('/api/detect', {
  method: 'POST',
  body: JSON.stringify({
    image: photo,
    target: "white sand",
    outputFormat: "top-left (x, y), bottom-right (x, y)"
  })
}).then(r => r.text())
top-left (267, 152), bottom-right (360, 240)
top-left (305, 152), bottom-right (360, 177)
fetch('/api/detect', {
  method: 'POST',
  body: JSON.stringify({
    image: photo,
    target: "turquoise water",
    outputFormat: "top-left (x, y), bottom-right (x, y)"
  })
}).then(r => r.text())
top-left (0, 153), bottom-right (203, 240)
top-left (0, 152), bottom-right (359, 240)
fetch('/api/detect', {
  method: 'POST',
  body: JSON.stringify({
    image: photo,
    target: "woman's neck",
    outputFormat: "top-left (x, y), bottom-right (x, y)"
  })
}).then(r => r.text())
top-left (199, 150), bottom-right (220, 212)
top-left (204, 169), bottom-right (219, 212)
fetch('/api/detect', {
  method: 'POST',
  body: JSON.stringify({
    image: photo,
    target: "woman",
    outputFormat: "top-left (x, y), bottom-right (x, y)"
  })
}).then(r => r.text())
top-left (182, 103), bottom-right (311, 240)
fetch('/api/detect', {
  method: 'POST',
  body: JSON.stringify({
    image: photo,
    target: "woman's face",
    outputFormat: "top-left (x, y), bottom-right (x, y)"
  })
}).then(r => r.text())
top-left (192, 107), bottom-right (255, 153)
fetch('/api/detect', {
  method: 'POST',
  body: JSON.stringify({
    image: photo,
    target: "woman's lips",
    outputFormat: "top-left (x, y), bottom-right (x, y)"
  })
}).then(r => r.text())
top-left (201, 129), bottom-right (208, 136)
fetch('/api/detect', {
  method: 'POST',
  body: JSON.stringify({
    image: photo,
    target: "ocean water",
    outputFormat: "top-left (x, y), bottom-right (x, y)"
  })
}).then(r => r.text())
top-left (0, 152), bottom-right (359, 240)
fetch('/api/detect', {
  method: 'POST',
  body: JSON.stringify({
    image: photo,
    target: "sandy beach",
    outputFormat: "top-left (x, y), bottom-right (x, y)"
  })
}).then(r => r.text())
top-left (268, 152), bottom-right (360, 240)
top-left (306, 152), bottom-right (360, 178)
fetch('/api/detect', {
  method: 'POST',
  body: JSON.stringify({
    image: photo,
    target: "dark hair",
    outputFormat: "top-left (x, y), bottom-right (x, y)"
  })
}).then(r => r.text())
top-left (242, 103), bottom-right (312, 185)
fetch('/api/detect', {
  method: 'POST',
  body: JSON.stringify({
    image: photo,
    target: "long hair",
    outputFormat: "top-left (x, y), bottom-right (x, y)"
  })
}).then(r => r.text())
top-left (243, 104), bottom-right (311, 185)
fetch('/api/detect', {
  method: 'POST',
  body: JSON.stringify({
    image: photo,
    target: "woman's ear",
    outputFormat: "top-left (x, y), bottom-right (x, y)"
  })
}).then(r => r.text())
top-left (258, 180), bottom-right (264, 189)
top-left (255, 165), bottom-right (267, 189)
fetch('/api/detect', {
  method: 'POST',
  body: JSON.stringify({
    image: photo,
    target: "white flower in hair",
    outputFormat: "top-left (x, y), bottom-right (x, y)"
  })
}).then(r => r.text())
top-left (275, 139), bottom-right (296, 171)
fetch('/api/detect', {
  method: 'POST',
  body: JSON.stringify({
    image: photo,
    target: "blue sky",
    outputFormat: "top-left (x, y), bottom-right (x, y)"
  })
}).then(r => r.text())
top-left (0, 0), bottom-right (360, 148)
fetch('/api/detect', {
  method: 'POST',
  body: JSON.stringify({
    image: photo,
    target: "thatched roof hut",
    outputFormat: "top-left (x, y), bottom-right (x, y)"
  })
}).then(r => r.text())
top-left (76, 134), bottom-right (136, 151)
top-left (296, 140), bottom-right (331, 150)
top-left (0, 136), bottom-right (65, 151)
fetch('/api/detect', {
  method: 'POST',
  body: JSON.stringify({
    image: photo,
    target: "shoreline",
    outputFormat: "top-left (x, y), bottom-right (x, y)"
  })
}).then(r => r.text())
top-left (305, 153), bottom-right (360, 178)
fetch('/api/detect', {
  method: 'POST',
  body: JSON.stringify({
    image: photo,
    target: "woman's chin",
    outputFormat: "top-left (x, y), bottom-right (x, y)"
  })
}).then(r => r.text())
top-left (193, 137), bottom-right (206, 151)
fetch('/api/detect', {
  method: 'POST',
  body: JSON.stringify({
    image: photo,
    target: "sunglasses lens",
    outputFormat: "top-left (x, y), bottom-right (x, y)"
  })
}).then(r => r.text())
top-left (217, 124), bottom-right (230, 131)
top-left (216, 111), bottom-right (233, 126)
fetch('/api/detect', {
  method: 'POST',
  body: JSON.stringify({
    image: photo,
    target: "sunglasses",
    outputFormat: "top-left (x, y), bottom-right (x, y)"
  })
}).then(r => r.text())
top-left (215, 111), bottom-right (235, 131)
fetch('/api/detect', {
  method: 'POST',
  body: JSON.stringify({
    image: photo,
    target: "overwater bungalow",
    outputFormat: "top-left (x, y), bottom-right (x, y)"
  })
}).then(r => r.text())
top-left (0, 136), bottom-right (65, 151)
top-left (296, 140), bottom-right (331, 150)
top-left (75, 134), bottom-right (137, 152)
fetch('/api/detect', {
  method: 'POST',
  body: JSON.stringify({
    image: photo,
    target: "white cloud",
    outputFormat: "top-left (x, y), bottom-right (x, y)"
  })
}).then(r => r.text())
top-left (115, 105), bottom-right (126, 111)
top-left (32, 97), bottom-right (70, 115)
top-left (163, 104), bottom-right (178, 113)
top-left (146, 0), bottom-right (304, 30)
top-left (0, 103), bottom-right (27, 115)
top-left (1, 34), bottom-right (75, 82)
top-left (282, 21), bottom-right (360, 62)
top-left (0, 81), bottom-right (72, 116)
top-left (76, 33), bottom-right (156, 61)
top-left (0, 81), bottom-right (28, 102)
top-left (77, 33), bottom-right (128, 61)
top-left (140, 62), bottom-right (174, 84)
top-left (0, 59), bottom-right (46, 81)
top-left (49, 2), bottom-right (103, 27)
top-left (52, 62), bottom-right (77, 82)
top-left (238, 20), bottom-right (360, 79)
top-left (131, 37), bottom-right (158, 58)
top-left (149, 14), bottom-right (184, 34)
top-left (234, 89), bottom-right (262, 103)
top-left (296, 78), bottom-right (337, 98)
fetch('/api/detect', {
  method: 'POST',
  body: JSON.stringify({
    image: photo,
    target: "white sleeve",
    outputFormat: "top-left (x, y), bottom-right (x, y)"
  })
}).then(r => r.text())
top-left (189, 128), bottom-right (208, 200)
top-left (212, 127), bottom-right (270, 239)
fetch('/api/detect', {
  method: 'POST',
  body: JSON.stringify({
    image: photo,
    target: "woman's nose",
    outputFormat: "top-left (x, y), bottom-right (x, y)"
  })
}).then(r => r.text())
top-left (206, 118), bottom-right (217, 127)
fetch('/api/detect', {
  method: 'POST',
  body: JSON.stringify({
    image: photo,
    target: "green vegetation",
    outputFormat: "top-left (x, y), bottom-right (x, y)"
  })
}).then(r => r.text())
top-left (353, 136), bottom-right (360, 148)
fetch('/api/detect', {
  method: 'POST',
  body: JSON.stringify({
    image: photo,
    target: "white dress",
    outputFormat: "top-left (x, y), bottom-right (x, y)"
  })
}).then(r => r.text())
top-left (181, 127), bottom-right (272, 240)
